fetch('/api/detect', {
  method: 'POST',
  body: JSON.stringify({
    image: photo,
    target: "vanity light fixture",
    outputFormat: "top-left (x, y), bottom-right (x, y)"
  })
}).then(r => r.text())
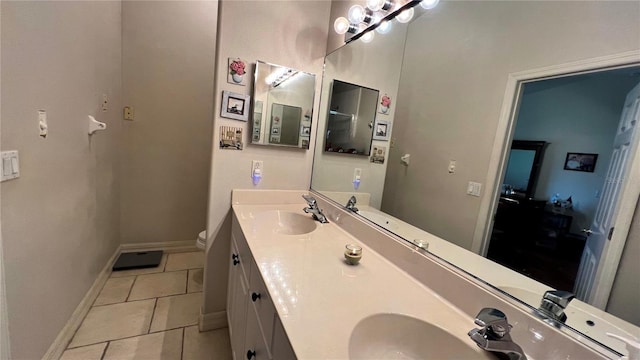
top-left (348, 5), bottom-right (374, 25)
top-left (334, 17), bottom-right (358, 35)
top-left (335, 0), bottom-right (440, 43)
top-left (265, 67), bottom-right (298, 88)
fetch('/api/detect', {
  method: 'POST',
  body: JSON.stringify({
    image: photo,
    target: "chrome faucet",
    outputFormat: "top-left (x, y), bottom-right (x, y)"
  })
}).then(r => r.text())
top-left (538, 290), bottom-right (575, 323)
top-left (302, 195), bottom-right (329, 223)
top-left (346, 196), bottom-right (359, 212)
top-left (468, 308), bottom-right (527, 360)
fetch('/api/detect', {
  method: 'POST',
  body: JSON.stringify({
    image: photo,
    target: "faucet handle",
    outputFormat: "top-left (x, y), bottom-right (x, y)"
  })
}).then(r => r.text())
top-left (474, 308), bottom-right (511, 339)
top-left (542, 290), bottom-right (574, 308)
top-left (302, 194), bottom-right (317, 207)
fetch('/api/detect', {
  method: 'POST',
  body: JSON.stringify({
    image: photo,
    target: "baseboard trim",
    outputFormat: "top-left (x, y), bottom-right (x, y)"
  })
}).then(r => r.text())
top-left (199, 309), bottom-right (227, 331)
top-left (42, 245), bottom-right (122, 360)
top-left (120, 240), bottom-right (198, 253)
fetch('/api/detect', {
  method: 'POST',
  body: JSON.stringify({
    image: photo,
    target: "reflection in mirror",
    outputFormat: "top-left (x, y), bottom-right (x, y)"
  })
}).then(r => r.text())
top-left (503, 140), bottom-right (547, 199)
top-left (312, 0), bottom-right (640, 356)
top-left (252, 60), bottom-right (315, 149)
top-left (325, 80), bottom-right (379, 155)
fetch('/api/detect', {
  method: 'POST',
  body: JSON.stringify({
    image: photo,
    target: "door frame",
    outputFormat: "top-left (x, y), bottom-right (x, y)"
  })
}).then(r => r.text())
top-left (471, 50), bottom-right (640, 309)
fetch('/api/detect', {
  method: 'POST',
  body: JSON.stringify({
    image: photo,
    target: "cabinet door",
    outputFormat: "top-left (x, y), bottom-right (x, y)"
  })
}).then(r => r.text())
top-left (249, 260), bottom-right (276, 343)
top-left (244, 306), bottom-right (272, 360)
top-left (228, 239), bottom-right (249, 360)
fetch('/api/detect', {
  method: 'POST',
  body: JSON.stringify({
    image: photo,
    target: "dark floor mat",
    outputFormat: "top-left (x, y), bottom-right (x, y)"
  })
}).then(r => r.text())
top-left (112, 251), bottom-right (163, 271)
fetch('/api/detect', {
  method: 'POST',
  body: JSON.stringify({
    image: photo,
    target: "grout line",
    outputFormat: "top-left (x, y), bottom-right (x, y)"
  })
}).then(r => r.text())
top-left (125, 275), bottom-right (138, 302)
top-left (162, 255), bottom-right (168, 272)
top-left (186, 270), bottom-right (190, 294)
top-left (100, 342), bottom-right (109, 360)
top-left (67, 328), bottom-right (182, 351)
top-left (148, 298), bottom-right (159, 334)
top-left (149, 323), bottom-right (199, 335)
top-left (91, 297), bottom-right (155, 309)
top-left (181, 327), bottom-right (186, 360)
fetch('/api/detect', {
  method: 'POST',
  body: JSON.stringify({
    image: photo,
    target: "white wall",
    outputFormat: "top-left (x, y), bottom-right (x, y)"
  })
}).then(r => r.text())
top-left (0, 2), bottom-right (122, 358)
top-left (312, 21), bottom-right (408, 209)
top-left (0, 5), bottom-right (9, 357)
top-left (382, 1), bottom-right (640, 250)
top-left (203, 0), bottom-right (331, 317)
top-left (121, 1), bottom-right (217, 245)
top-left (514, 75), bottom-right (639, 233)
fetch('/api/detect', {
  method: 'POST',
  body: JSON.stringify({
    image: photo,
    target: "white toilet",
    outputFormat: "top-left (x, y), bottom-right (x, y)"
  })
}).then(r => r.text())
top-left (196, 230), bottom-right (206, 250)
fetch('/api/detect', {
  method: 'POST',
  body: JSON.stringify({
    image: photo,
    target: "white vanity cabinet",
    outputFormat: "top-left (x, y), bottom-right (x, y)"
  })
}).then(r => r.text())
top-left (228, 218), bottom-right (296, 360)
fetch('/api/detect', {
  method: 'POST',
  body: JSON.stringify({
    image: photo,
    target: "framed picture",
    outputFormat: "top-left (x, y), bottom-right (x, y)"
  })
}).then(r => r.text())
top-left (564, 152), bottom-right (598, 172)
top-left (370, 145), bottom-right (386, 164)
top-left (373, 119), bottom-right (391, 141)
top-left (219, 126), bottom-right (243, 150)
top-left (227, 58), bottom-right (247, 86)
top-left (301, 126), bottom-right (311, 136)
top-left (221, 91), bottom-right (250, 121)
top-left (301, 138), bottom-right (309, 148)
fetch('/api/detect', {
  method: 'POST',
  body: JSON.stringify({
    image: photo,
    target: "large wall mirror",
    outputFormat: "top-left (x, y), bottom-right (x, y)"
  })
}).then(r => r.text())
top-left (252, 60), bottom-right (315, 149)
top-left (311, 0), bottom-right (640, 356)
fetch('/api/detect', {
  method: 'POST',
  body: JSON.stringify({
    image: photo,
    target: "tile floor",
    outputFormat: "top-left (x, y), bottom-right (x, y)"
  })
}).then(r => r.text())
top-left (60, 251), bottom-right (232, 360)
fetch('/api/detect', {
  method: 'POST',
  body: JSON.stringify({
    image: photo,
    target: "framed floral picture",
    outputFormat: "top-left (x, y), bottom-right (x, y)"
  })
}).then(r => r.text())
top-left (221, 91), bottom-right (250, 121)
top-left (228, 58), bottom-right (247, 86)
top-left (378, 94), bottom-right (391, 114)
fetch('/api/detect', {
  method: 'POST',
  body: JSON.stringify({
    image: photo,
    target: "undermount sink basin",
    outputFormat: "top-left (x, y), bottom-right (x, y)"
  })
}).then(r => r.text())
top-left (349, 313), bottom-right (494, 360)
top-left (253, 210), bottom-right (317, 235)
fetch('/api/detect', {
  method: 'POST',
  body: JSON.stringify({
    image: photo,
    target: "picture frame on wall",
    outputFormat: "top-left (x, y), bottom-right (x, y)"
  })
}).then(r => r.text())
top-left (221, 91), bottom-right (251, 121)
top-left (372, 119), bottom-right (391, 141)
top-left (564, 152), bottom-right (598, 172)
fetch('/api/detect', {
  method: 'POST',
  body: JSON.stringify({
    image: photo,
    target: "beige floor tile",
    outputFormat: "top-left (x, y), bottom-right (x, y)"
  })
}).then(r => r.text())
top-left (103, 328), bottom-right (183, 360)
top-left (183, 326), bottom-right (232, 360)
top-left (94, 276), bottom-right (135, 306)
top-left (110, 254), bottom-right (167, 278)
top-left (187, 269), bottom-right (203, 293)
top-left (60, 343), bottom-right (107, 360)
top-left (128, 271), bottom-right (187, 301)
top-left (150, 292), bottom-right (202, 332)
top-left (165, 251), bottom-right (204, 271)
top-left (69, 299), bottom-right (155, 348)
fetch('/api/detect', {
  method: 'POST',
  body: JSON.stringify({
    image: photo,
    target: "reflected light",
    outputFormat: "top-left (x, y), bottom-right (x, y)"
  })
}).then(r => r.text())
top-left (396, 7), bottom-right (414, 23)
top-left (375, 20), bottom-right (392, 34)
top-left (420, 0), bottom-right (440, 10)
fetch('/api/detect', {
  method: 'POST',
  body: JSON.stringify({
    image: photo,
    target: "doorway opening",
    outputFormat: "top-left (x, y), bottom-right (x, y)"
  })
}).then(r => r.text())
top-left (486, 65), bottom-right (640, 296)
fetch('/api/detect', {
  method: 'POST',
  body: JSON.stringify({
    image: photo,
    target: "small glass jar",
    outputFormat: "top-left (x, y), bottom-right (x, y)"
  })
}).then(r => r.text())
top-left (344, 244), bottom-right (363, 265)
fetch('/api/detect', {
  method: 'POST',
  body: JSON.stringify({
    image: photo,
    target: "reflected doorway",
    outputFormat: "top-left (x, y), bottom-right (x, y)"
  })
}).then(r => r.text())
top-left (487, 67), bottom-right (640, 293)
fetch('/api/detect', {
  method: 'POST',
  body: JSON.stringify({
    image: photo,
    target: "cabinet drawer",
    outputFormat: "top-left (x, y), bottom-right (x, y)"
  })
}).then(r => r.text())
top-left (249, 259), bottom-right (276, 345)
top-left (245, 305), bottom-right (272, 360)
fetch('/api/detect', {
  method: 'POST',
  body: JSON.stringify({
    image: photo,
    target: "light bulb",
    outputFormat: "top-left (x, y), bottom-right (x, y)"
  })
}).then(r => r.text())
top-left (420, 0), bottom-right (440, 10)
top-left (396, 7), bottom-right (414, 23)
top-left (366, 0), bottom-right (385, 11)
top-left (367, 0), bottom-right (393, 12)
top-left (375, 20), bottom-right (392, 34)
top-left (334, 17), bottom-right (351, 34)
top-left (348, 5), bottom-right (366, 23)
top-left (361, 30), bottom-right (375, 43)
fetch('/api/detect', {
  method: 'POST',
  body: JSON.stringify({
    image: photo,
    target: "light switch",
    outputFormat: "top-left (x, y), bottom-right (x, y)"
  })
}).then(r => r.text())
top-left (1, 150), bottom-right (19, 182)
top-left (3, 159), bottom-right (11, 176)
top-left (467, 181), bottom-right (482, 197)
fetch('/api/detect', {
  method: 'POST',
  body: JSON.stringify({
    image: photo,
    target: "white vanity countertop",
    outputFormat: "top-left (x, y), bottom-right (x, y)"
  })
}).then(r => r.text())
top-left (356, 205), bottom-right (640, 353)
top-left (232, 203), bottom-right (491, 359)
